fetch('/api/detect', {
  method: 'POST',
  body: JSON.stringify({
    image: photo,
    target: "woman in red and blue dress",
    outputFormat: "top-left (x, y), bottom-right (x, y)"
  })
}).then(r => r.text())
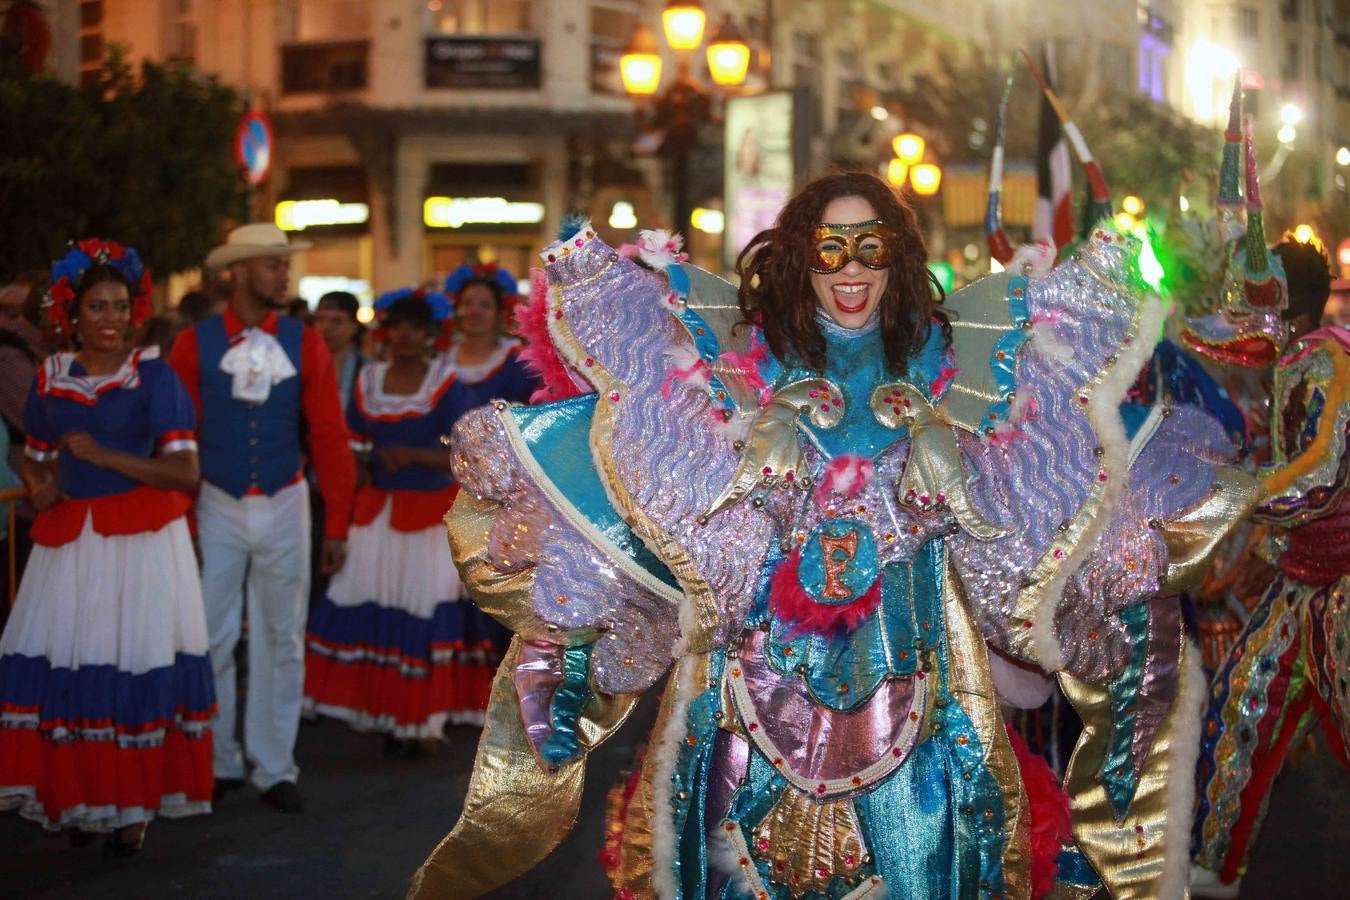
top-left (441, 262), bottom-right (539, 406)
top-left (0, 240), bottom-right (212, 854)
top-left (303, 289), bottom-right (479, 752)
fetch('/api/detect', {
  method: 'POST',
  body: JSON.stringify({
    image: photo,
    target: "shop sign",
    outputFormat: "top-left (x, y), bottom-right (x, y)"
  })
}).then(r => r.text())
top-left (424, 196), bottom-right (545, 228)
top-left (425, 36), bottom-right (541, 89)
top-left (275, 199), bottom-right (370, 231)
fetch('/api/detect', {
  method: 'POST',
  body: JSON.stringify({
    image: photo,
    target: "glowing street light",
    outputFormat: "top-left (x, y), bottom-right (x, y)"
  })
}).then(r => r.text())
top-left (1122, 195), bottom-right (1144, 217)
top-left (1279, 103), bottom-right (1303, 126)
top-left (1293, 223), bottom-right (1315, 243)
top-left (608, 201), bottom-right (638, 229)
top-left (690, 207), bottom-right (725, 234)
top-left (619, 22), bottom-right (663, 96)
top-left (705, 15), bottom-right (750, 87)
top-left (1336, 146), bottom-right (1350, 167)
top-left (886, 159), bottom-right (909, 187)
top-left (661, 1), bottom-right (706, 51)
top-left (892, 133), bottom-right (925, 166)
top-left (910, 163), bottom-right (942, 196)
top-left (1277, 124), bottom-right (1296, 145)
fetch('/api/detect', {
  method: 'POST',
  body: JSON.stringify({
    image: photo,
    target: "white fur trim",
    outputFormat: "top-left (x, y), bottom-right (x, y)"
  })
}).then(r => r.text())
top-left (708, 824), bottom-right (756, 898)
top-left (1161, 643), bottom-right (1206, 900)
top-left (1030, 294), bottom-right (1165, 671)
top-left (650, 654), bottom-right (699, 899)
top-left (1010, 242), bottom-right (1057, 278)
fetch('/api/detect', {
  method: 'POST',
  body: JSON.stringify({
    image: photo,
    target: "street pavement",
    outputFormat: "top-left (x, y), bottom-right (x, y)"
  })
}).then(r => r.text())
top-left (3, 693), bottom-right (1347, 899)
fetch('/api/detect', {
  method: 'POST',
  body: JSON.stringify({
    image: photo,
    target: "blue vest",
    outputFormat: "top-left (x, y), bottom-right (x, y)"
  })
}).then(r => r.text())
top-left (195, 315), bottom-right (305, 497)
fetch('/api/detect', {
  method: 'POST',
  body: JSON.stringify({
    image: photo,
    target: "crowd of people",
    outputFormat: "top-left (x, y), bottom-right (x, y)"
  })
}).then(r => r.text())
top-left (0, 138), bottom-right (1344, 898)
top-left (0, 223), bottom-right (536, 856)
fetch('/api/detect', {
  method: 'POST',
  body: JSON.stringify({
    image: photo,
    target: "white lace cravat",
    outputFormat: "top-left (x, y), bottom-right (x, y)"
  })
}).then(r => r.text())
top-left (219, 328), bottom-right (298, 404)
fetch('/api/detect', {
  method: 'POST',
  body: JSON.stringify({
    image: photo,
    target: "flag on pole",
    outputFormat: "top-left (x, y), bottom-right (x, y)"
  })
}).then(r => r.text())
top-left (1033, 44), bottom-right (1073, 252)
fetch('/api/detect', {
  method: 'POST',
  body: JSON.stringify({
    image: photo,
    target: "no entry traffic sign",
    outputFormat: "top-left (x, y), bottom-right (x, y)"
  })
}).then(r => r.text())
top-left (235, 110), bottom-right (274, 186)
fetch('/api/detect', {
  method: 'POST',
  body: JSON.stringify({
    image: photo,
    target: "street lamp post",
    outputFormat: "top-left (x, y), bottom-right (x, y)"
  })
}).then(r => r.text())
top-left (620, 2), bottom-right (751, 234)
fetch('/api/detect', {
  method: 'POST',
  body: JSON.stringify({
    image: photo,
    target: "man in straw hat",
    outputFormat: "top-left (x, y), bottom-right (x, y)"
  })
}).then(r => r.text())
top-left (170, 223), bottom-right (355, 813)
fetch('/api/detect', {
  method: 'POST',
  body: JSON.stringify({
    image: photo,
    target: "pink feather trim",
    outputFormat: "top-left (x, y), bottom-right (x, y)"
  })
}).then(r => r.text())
top-left (930, 364), bottom-right (960, 398)
top-left (660, 358), bottom-right (711, 399)
top-left (768, 549), bottom-right (882, 639)
top-left (514, 268), bottom-right (586, 404)
top-left (814, 454), bottom-right (875, 504)
top-left (718, 333), bottom-right (773, 407)
top-left (1006, 724), bottom-right (1073, 899)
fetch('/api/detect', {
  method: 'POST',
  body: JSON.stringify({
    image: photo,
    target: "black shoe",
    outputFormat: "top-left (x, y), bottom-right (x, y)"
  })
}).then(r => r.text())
top-left (102, 824), bottom-right (146, 858)
top-left (212, 777), bottom-right (246, 803)
top-left (260, 780), bottom-right (304, 814)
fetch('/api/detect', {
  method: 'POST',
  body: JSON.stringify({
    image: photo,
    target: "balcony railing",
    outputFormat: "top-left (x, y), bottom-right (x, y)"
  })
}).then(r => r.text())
top-left (281, 40), bottom-right (369, 95)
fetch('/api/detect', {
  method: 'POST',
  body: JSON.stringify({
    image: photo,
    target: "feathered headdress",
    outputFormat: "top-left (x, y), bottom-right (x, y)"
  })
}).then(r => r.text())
top-left (443, 262), bottom-right (521, 326)
top-left (372, 286), bottom-right (454, 350)
top-left (43, 238), bottom-right (154, 337)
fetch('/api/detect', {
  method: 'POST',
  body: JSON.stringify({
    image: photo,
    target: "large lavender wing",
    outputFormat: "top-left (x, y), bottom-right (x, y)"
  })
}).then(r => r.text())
top-left (448, 401), bottom-right (683, 695)
top-left (539, 227), bottom-right (778, 651)
top-left (946, 228), bottom-right (1253, 676)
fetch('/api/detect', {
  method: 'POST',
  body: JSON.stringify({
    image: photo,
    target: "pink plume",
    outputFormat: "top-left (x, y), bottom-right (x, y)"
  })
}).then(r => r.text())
top-left (1006, 724), bottom-right (1073, 898)
top-left (930, 364), bottom-right (960, 398)
top-left (719, 332), bottom-right (773, 406)
top-left (660, 358), bottom-right (711, 399)
top-left (814, 454), bottom-right (875, 504)
top-left (768, 549), bottom-right (882, 639)
top-left (515, 268), bottom-right (586, 404)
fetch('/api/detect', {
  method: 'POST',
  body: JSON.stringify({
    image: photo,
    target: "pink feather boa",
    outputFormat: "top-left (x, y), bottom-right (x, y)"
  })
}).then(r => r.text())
top-left (1006, 724), bottom-right (1073, 898)
top-left (767, 548), bottom-right (882, 639)
top-left (514, 268), bottom-right (587, 404)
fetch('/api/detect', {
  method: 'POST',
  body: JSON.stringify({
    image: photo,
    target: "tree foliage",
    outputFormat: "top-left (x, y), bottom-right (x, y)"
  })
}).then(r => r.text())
top-left (0, 48), bottom-right (249, 279)
top-left (893, 49), bottom-right (1221, 236)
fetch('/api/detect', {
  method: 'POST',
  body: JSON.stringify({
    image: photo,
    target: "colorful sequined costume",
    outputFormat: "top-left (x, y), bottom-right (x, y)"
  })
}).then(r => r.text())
top-left (1191, 326), bottom-right (1350, 886)
top-left (410, 221), bottom-right (1256, 900)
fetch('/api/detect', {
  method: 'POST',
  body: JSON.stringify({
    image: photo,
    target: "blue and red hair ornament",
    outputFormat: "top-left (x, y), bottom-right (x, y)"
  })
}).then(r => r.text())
top-left (443, 262), bottom-right (521, 324)
top-left (372, 286), bottom-right (454, 350)
top-left (43, 238), bottom-right (154, 337)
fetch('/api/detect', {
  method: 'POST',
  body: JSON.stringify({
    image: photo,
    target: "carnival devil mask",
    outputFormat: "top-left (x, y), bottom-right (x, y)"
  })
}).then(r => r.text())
top-left (1178, 79), bottom-right (1288, 368)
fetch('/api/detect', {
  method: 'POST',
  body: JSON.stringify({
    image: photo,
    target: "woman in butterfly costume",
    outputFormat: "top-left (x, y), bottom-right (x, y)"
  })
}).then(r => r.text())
top-left (411, 173), bottom-right (1257, 899)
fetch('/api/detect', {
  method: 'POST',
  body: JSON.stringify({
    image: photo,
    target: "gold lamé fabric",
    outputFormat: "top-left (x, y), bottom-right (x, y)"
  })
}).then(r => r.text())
top-left (750, 791), bottom-right (867, 897)
top-left (409, 638), bottom-right (637, 898)
top-left (1159, 466), bottom-right (1260, 593)
top-left (1057, 639), bottom-right (1198, 900)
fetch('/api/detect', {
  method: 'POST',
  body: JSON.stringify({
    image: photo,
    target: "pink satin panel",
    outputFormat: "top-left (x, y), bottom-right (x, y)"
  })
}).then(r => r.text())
top-left (734, 630), bottom-right (922, 786)
top-left (513, 640), bottom-right (566, 760)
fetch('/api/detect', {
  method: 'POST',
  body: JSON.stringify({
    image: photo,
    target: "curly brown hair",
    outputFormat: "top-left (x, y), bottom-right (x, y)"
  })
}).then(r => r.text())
top-left (735, 171), bottom-right (950, 375)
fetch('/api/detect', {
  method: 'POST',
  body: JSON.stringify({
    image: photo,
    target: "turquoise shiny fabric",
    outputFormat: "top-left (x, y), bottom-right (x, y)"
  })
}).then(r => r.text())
top-left (1103, 602), bottom-right (1151, 817)
top-left (798, 518), bottom-right (881, 604)
top-left (511, 394), bottom-right (680, 589)
top-left (767, 316), bottom-right (950, 460)
top-left (1055, 846), bottom-right (1104, 890)
top-left (716, 539), bottom-right (1007, 898)
top-left (979, 273), bottom-right (1030, 427)
top-left (671, 653), bottom-right (727, 900)
top-left (538, 644), bottom-right (595, 768)
top-left (763, 544), bottom-right (940, 712)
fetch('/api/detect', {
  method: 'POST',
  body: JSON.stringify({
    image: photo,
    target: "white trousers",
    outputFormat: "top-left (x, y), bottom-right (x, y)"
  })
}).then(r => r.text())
top-left (198, 479), bottom-right (310, 790)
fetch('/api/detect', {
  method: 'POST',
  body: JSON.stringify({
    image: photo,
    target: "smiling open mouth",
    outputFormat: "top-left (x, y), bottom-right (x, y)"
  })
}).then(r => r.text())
top-left (832, 284), bottom-right (868, 314)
